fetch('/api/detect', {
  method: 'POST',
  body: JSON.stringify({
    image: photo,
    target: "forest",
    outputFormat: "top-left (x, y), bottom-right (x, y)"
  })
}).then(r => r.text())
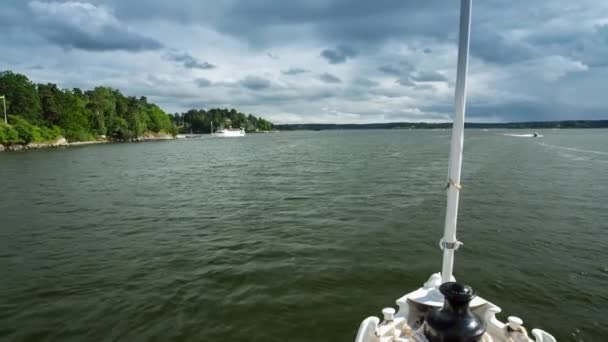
top-left (0, 71), bottom-right (274, 146)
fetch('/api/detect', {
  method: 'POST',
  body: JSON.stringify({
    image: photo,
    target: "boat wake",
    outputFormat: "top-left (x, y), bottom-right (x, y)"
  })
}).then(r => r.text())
top-left (503, 133), bottom-right (544, 138)
top-left (539, 142), bottom-right (608, 156)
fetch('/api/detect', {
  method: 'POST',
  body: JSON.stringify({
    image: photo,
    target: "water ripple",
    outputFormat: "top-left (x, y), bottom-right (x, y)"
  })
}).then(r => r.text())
top-left (0, 130), bottom-right (606, 341)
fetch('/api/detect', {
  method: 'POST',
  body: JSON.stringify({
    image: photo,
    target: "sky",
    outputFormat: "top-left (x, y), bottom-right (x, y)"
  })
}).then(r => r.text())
top-left (1, 0), bottom-right (607, 124)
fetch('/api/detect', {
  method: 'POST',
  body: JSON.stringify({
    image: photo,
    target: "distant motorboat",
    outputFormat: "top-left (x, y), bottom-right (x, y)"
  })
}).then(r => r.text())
top-left (503, 132), bottom-right (544, 138)
top-left (215, 127), bottom-right (246, 137)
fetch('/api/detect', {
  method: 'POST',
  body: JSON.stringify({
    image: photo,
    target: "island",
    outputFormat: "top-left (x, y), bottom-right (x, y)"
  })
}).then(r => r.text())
top-left (0, 71), bottom-right (274, 151)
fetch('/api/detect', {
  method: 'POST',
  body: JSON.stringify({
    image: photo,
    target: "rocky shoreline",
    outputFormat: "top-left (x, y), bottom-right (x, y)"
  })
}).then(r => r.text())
top-left (0, 133), bottom-right (175, 152)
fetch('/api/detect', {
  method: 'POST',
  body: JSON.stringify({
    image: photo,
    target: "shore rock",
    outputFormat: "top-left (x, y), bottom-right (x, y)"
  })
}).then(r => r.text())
top-left (53, 137), bottom-right (68, 146)
top-left (140, 132), bottom-right (174, 141)
top-left (8, 145), bottom-right (23, 151)
top-left (1, 133), bottom-right (173, 152)
top-left (25, 142), bottom-right (46, 149)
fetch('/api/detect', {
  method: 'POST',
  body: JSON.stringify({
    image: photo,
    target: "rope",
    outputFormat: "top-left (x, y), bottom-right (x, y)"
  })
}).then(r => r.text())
top-left (446, 178), bottom-right (462, 190)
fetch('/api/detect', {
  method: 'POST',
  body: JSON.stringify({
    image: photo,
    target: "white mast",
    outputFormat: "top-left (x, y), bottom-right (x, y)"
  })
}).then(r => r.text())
top-left (441, 0), bottom-right (472, 284)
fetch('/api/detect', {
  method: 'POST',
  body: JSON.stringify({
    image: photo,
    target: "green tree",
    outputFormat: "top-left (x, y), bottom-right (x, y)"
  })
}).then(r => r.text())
top-left (38, 83), bottom-right (62, 125)
top-left (56, 89), bottom-right (93, 141)
top-left (0, 122), bottom-right (21, 144)
top-left (0, 71), bottom-right (42, 123)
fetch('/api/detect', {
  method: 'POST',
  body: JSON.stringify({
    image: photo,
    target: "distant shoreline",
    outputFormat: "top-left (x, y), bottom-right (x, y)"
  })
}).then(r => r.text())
top-left (275, 120), bottom-right (608, 131)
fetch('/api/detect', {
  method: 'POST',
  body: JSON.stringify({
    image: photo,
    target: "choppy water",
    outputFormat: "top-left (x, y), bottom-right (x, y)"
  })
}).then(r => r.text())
top-left (1, 129), bottom-right (607, 341)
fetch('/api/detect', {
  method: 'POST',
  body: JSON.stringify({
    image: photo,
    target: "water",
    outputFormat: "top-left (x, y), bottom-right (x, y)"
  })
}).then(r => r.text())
top-left (1, 129), bottom-right (606, 341)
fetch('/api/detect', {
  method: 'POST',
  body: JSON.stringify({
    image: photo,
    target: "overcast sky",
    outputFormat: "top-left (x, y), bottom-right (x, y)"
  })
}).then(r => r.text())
top-left (1, 0), bottom-right (607, 123)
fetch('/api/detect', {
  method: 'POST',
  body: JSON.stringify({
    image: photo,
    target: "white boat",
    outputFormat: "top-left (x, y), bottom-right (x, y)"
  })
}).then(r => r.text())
top-left (214, 127), bottom-right (245, 137)
top-left (354, 2), bottom-right (556, 342)
top-left (210, 121), bottom-right (246, 137)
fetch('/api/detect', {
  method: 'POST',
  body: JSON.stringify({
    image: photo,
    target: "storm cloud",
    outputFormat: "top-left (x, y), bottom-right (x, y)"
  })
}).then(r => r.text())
top-left (28, 1), bottom-right (162, 51)
top-left (164, 51), bottom-right (216, 70)
top-left (195, 78), bottom-right (212, 87)
top-left (0, 0), bottom-right (606, 123)
top-left (282, 68), bottom-right (309, 75)
top-left (378, 65), bottom-right (403, 76)
top-left (320, 45), bottom-right (357, 64)
top-left (353, 78), bottom-right (379, 87)
top-left (410, 71), bottom-right (448, 82)
top-left (319, 73), bottom-right (342, 83)
top-left (240, 76), bottom-right (271, 90)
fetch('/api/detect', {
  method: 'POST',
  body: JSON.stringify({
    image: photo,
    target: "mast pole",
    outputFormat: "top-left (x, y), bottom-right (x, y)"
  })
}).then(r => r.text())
top-left (441, 0), bottom-right (472, 284)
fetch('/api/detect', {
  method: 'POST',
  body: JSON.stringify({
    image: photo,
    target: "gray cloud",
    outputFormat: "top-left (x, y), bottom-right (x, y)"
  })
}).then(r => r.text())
top-left (472, 33), bottom-right (538, 64)
top-left (353, 77), bottom-right (378, 87)
top-left (195, 78), bottom-right (212, 87)
top-left (282, 68), bottom-right (309, 75)
top-left (90, 0), bottom-right (608, 70)
top-left (205, 1), bottom-right (457, 47)
top-left (378, 62), bottom-right (414, 77)
top-left (396, 77), bottom-right (415, 87)
top-left (414, 84), bottom-right (435, 91)
top-left (164, 51), bottom-right (216, 69)
top-left (240, 76), bottom-right (271, 90)
top-left (410, 71), bottom-right (447, 82)
top-left (1, 0), bottom-right (606, 123)
top-left (320, 45), bottom-right (357, 64)
top-left (378, 65), bottom-right (402, 76)
top-left (525, 24), bottom-right (608, 68)
top-left (319, 73), bottom-right (342, 83)
top-left (28, 1), bottom-right (162, 52)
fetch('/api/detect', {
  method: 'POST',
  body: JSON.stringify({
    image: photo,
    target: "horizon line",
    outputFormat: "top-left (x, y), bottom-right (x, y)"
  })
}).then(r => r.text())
top-left (274, 119), bottom-right (608, 125)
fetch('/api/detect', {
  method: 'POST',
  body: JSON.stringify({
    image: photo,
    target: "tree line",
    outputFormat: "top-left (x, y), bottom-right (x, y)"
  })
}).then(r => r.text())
top-left (170, 108), bottom-right (274, 134)
top-left (0, 70), bottom-right (274, 146)
top-left (0, 71), bottom-right (177, 144)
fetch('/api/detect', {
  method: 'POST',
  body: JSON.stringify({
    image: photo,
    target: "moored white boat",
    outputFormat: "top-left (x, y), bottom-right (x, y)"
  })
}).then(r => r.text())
top-left (354, 1), bottom-right (556, 341)
top-left (210, 120), bottom-right (246, 137)
top-left (214, 127), bottom-right (246, 137)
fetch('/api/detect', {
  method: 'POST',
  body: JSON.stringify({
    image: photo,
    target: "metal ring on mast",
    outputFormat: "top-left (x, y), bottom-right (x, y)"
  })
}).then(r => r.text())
top-left (439, 238), bottom-right (463, 251)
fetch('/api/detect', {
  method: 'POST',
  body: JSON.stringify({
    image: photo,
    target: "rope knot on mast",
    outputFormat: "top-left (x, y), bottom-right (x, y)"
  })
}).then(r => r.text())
top-left (446, 178), bottom-right (462, 190)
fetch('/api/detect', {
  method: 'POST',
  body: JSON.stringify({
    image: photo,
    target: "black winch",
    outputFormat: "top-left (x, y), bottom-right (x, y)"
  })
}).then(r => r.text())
top-left (424, 282), bottom-right (486, 342)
